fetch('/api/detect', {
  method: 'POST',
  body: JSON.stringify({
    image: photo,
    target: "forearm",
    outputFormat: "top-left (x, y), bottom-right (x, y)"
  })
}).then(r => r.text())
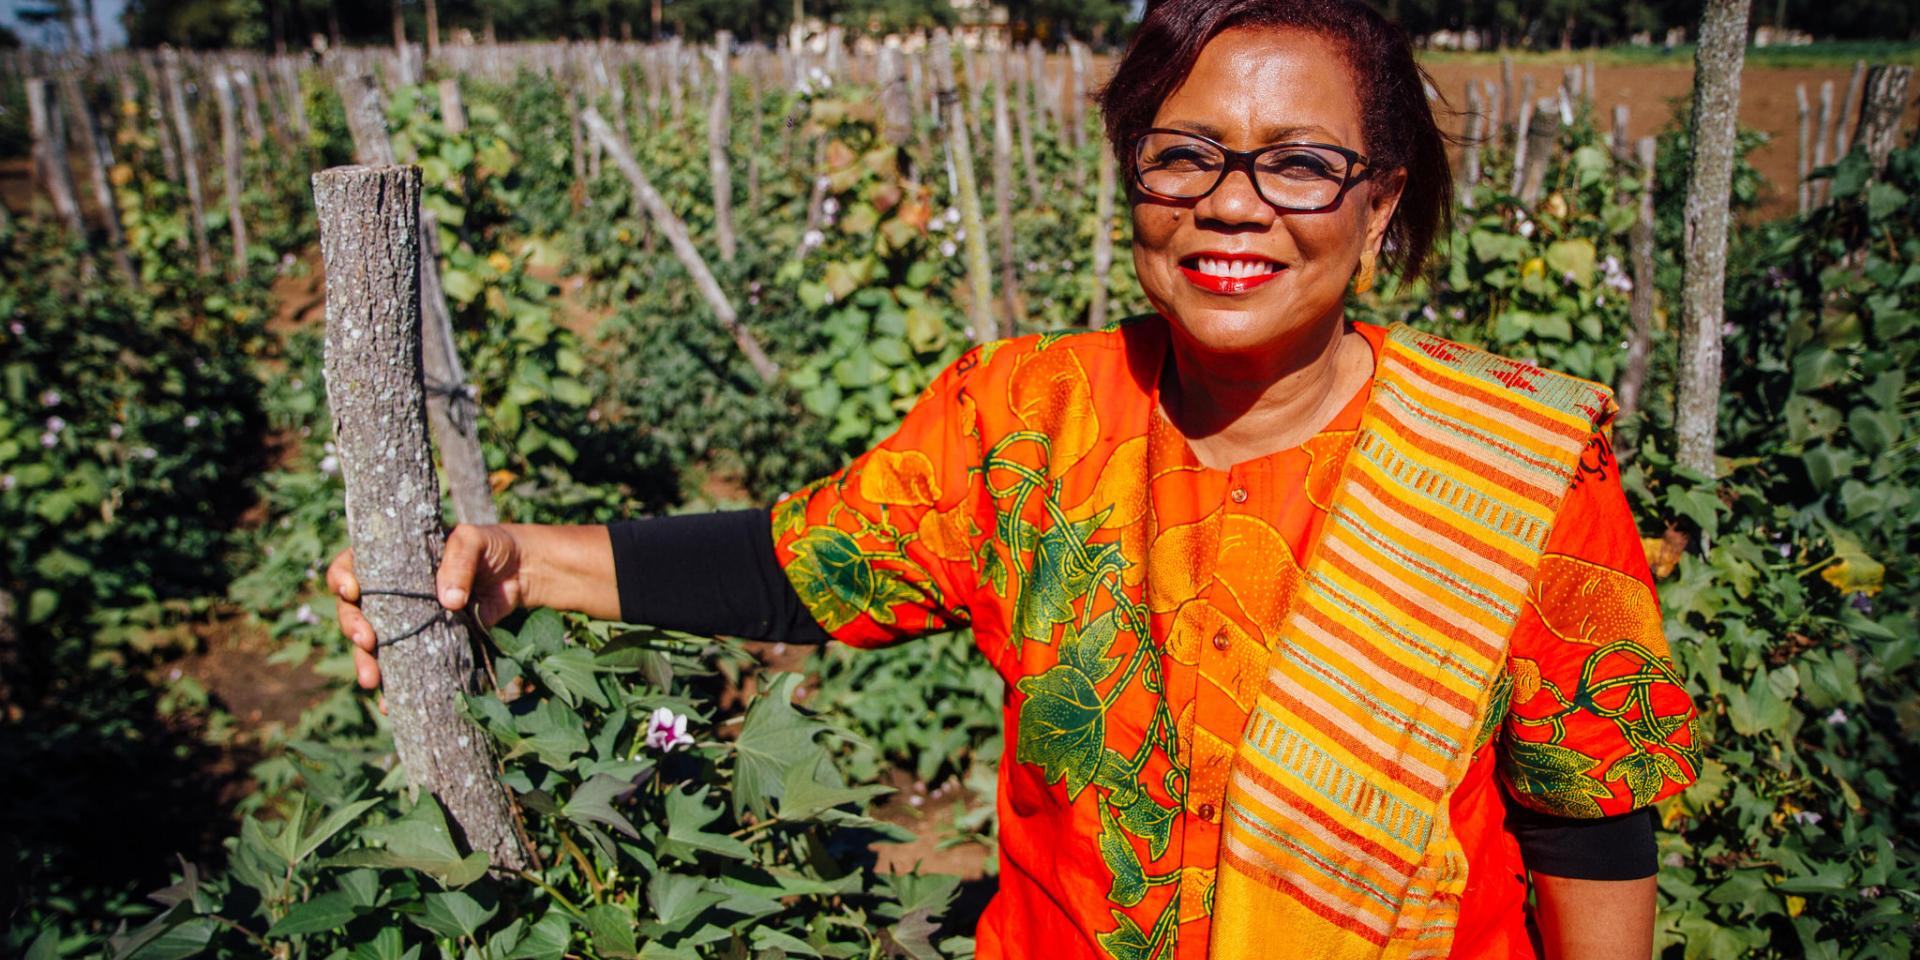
top-left (508, 523), bottom-right (622, 621)
top-left (1533, 873), bottom-right (1656, 960)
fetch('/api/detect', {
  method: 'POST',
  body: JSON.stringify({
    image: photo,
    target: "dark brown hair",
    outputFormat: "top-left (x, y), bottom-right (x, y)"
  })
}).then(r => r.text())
top-left (1097, 0), bottom-right (1452, 281)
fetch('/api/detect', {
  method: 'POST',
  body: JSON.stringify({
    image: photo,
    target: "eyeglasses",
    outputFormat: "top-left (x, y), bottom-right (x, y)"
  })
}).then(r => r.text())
top-left (1129, 129), bottom-right (1371, 212)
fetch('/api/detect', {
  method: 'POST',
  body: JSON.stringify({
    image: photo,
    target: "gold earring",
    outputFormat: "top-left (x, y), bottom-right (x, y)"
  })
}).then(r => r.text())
top-left (1353, 257), bottom-right (1376, 294)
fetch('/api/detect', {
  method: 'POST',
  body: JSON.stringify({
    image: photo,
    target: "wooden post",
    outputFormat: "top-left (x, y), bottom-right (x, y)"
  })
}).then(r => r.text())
top-left (1499, 56), bottom-right (1515, 136)
top-left (1795, 84), bottom-right (1811, 214)
top-left (1855, 66), bottom-right (1913, 177)
top-left (1617, 137), bottom-right (1659, 427)
top-left (1675, 0), bottom-right (1751, 483)
top-left (990, 47), bottom-right (1020, 334)
top-left (746, 56), bottom-right (764, 215)
top-left (1835, 59), bottom-right (1865, 156)
top-left (58, 73), bottom-right (137, 283)
top-left (1610, 104), bottom-right (1631, 162)
top-left (1026, 40), bottom-right (1049, 145)
top-left (931, 32), bottom-right (998, 346)
top-left (162, 49), bottom-right (214, 274)
top-left (1067, 39), bottom-right (1088, 154)
top-left (312, 164), bottom-right (529, 873)
top-left (1812, 80), bottom-right (1834, 207)
top-left (1088, 143), bottom-right (1117, 331)
top-left (582, 107), bottom-right (779, 384)
top-left (1460, 83), bottom-right (1485, 207)
top-left (26, 78), bottom-right (85, 237)
top-left (213, 69), bottom-right (251, 276)
top-left (438, 78), bottom-right (467, 135)
top-left (143, 56), bottom-right (183, 183)
top-left (708, 32), bottom-right (737, 263)
top-left (333, 74), bottom-right (497, 527)
top-left (1013, 48), bottom-right (1041, 204)
top-left (1516, 100), bottom-right (1559, 204)
top-left (878, 44), bottom-right (912, 150)
top-left (233, 66), bottom-right (266, 146)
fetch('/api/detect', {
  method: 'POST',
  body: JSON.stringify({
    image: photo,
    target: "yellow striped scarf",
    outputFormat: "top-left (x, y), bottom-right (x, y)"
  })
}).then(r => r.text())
top-left (1210, 325), bottom-right (1616, 959)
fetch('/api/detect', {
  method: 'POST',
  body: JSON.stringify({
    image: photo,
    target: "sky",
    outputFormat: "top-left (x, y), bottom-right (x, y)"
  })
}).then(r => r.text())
top-left (1, 0), bottom-right (131, 50)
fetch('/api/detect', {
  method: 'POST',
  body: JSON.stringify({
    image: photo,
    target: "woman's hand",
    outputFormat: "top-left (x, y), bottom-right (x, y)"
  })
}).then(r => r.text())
top-left (327, 524), bottom-right (531, 690)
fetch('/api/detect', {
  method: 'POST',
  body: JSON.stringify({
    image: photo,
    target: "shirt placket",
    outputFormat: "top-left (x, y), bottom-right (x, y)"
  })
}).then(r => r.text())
top-left (1173, 457), bottom-right (1273, 958)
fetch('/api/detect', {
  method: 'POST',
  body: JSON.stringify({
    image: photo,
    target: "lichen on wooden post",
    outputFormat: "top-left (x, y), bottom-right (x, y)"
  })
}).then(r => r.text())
top-left (312, 164), bottom-right (528, 871)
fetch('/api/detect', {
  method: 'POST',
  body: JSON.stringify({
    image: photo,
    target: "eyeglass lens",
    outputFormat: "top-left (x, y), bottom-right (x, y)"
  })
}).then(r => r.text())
top-left (1134, 132), bottom-right (1354, 209)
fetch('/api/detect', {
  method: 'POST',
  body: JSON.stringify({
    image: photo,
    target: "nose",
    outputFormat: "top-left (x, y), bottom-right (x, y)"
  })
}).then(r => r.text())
top-left (1193, 166), bottom-right (1277, 229)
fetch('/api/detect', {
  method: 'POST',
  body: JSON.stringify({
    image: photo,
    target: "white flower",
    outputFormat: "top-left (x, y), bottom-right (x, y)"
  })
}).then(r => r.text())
top-left (295, 603), bottom-right (320, 625)
top-left (1517, 218), bottom-right (1536, 238)
top-left (801, 229), bottom-right (825, 249)
top-left (44, 415), bottom-right (66, 434)
top-left (7, 322), bottom-right (23, 336)
top-left (1789, 810), bottom-right (1823, 826)
top-left (939, 240), bottom-right (957, 258)
top-left (814, 175), bottom-right (832, 191)
top-left (1, 474), bottom-right (14, 491)
top-left (319, 454), bottom-right (339, 475)
top-left (39, 432), bottom-right (57, 448)
top-left (1826, 708), bottom-right (1848, 725)
top-left (108, 423), bottom-right (123, 440)
top-left (184, 414), bottom-right (201, 428)
top-left (1779, 542), bottom-right (1793, 558)
top-left (1061, 259), bottom-right (1073, 271)
top-left (39, 389), bottom-right (60, 407)
top-left (645, 706), bottom-right (695, 752)
top-left (137, 446), bottom-right (158, 460)
top-left (944, 207), bottom-right (961, 225)
top-left (822, 197), bottom-right (840, 217)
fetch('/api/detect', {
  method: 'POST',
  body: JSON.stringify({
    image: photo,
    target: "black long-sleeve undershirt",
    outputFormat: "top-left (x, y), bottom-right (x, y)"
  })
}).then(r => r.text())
top-left (604, 510), bottom-right (1656, 881)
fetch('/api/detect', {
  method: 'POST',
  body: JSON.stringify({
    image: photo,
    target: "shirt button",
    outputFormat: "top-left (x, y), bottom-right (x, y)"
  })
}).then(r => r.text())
top-left (1230, 487), bottom-right (1249, 504)
top-left (1212, 628), bottom-right (1231, 651)
top-left (1198, 802), bottom-right (1216, 821)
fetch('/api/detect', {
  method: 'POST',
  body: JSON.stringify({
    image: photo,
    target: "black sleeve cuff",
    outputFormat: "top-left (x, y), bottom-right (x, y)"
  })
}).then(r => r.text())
top-left (1510, 805), bottom-right (1658, 881)
top-left (606, 509), bottom-right (832, 644)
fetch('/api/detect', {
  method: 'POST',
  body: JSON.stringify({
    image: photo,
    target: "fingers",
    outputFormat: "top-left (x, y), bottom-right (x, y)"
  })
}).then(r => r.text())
top-left (328, 547), bottom-right (379, 661)
top-left (352, 643), bottom-right (382, 690)
top-left (326, 548), bottom-right (359, 602)
top-left (437, 524), bottom-right (486, 610)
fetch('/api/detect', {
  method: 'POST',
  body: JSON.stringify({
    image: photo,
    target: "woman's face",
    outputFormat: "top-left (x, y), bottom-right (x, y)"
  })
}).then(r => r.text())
top-left (1130, 26), bottom-right (1404, 362)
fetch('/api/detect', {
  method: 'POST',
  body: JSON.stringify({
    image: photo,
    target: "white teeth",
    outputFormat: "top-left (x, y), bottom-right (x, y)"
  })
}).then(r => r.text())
top-left (1193, 257), bottom-right (1275, 278)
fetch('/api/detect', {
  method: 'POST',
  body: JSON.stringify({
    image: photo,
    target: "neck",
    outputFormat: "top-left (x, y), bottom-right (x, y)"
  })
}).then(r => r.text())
top-left (1159, 312), bottom-right (1365, 470)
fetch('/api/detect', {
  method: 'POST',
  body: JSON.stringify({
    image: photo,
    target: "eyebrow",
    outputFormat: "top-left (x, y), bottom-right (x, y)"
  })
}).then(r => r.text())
top-left (1167, 120), bottom-right (1346, 147)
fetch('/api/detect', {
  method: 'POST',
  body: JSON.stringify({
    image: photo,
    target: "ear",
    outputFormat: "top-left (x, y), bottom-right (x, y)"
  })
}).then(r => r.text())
top-left (1361, 167), bottom-right (1407, 261)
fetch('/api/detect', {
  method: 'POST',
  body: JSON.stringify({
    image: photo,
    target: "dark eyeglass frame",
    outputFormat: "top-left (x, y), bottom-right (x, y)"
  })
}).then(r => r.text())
top-left (1128, 127), bottom-right (1373, 213)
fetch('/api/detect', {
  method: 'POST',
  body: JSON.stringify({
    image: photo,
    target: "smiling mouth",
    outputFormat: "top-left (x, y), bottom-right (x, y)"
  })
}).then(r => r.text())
top-left (1178, 253), bottom-right (1285, 294)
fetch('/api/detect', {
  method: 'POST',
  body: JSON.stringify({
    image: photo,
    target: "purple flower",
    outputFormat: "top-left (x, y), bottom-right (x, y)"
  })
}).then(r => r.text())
top-left (8, 322), bottom-right (24, 336)
top-left (44, 415), bottom-right (66, 434)
top-left (39, 389), bottom-right (60, 407)
top-left (645, 707), bottom-right (694, 752)
top-left (1825, 708), bottom-right (1848, 726)
top-left (1850, 593), bottom-right (1873, 615)
top-left (1789, 810), bottom-right (1823, 827)
top-left (295, 603), bottom-right (320, 625)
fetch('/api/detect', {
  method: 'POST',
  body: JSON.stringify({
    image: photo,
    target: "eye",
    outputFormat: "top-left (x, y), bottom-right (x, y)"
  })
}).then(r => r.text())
top-left (1144, 144), bottom-right (1221, 171)
top-left (1259, 149), bottom-right (1339, 180)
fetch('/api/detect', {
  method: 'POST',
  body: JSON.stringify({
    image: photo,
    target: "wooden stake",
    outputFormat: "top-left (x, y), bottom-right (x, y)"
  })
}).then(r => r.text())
top-left (1013, 48), bottom-right (1041, 204)
top-left (1610, 104), bottom-right (1631, 162)
top-left (878, 44), bottom-right (912, 150)
top-left (143, 56), bottom-right (183, 183)
top-left (1617, 137), bottom-right (1659, 427)
top-left (1499, 56), bottom-right (1515, 136)
top-left (58, 72), bottom-right (136, 283)
top-left (583, 107), bottom-right (779, 384)
top-left (1855, 65), bottom-right (1913, 177)
top-left (1812, 80), bottom-right (1834, 207)
top-left (708, 32), bottom-right (737, 263)
top-left (213, 69), bottom-right (251, 276)
top-left (162, 49), bottom-right (214, 274)
top-left (1835, 59), bottom-right (1865, 156)
top-left (26, 78), bottom-right (85, 238)
top-left (233, 65), bottom-right (266, 146)
top-left (1460, 83), bottom-right (1484, 208)
top-left (1515, 99), bottom-right (1558, 202)
top-left (990, 46), bottom-right (1019, 335)
top-left (931, 32), bottom-right (998, 346)
top-left (1088, 142), bottom-right (1117, 331)
top-left (1675, 0), bottom-right (1752, 482)
top-left (311, 163), bottom-right (529, 874)
top-left (1794, 84), bottom-right (1811, 214)
top-left (438, 78), bottom-right (467, 135)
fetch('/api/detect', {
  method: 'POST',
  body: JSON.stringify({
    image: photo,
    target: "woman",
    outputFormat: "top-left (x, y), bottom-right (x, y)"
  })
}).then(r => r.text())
top-left (332, 2), bottom-right (1699, 957)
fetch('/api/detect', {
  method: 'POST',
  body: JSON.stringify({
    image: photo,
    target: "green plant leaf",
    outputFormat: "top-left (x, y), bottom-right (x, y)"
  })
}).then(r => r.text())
top-left (663, 785), bottom-right (752, 860)
top-left (413, 890), bottom-right (498, 939)
top-left (732, 672), bottom-right (827, 818)
top-left (646, 873), bottom-right (728, 932)
top-left (564, 773), bottom-right (641, 839)
top-left (585, 903), bottom-right (638, 959)
top-left (268, 891), bottom-right (362, 937)
top-left (536, 646), bottom-right (609, 709)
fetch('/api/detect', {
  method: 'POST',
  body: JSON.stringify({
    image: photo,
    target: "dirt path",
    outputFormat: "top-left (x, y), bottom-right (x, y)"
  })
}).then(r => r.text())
top-left (1422, 61), bottom-right (1920, 218)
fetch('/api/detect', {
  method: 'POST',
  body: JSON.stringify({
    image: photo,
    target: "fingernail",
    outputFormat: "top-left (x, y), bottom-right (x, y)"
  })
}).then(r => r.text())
top-left (442, 587), bottom-right (467, 608)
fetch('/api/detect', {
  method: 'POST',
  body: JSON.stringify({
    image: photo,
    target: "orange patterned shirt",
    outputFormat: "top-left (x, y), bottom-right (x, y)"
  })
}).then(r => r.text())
top-left (772, 318), bottom-right (1698, 959)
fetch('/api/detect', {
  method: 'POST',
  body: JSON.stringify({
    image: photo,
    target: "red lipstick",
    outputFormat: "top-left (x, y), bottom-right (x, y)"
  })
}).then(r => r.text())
top-left (1177, 251), bottom-right (1284, 295)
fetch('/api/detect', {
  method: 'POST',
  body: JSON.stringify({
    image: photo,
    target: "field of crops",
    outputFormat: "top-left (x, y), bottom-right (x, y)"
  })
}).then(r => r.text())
top-left (2, 30), bottom-right (1917, 960)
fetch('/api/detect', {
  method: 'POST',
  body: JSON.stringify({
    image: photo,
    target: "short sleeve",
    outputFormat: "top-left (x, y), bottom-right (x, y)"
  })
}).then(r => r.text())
top-left (1497, 430), bottom-right (1701, 818)
top-left (770, 349), bottom-right (991, 647)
